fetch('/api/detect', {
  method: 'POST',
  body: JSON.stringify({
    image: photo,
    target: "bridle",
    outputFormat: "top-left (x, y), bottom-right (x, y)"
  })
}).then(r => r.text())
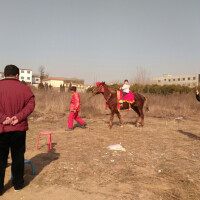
top-left (98, 84), bottom-right (112, 103)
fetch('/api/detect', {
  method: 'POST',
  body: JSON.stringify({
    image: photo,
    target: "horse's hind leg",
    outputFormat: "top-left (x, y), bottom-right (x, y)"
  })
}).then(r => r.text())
top-left (116, 111), bottom-right (123, 127)
top-left (109, 111), bottom-right (115, 129)
top-left (140, 109), bottom-right (144, 127)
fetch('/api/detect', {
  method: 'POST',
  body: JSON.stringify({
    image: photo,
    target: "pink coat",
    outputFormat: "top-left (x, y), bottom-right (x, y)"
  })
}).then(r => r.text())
top-left (70, 92), bottom-right (81, 111)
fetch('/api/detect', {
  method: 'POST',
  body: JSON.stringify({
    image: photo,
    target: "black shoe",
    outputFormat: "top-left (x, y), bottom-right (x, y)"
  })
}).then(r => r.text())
top-left (0, 186), bottom-right (4, 196)
top-left (14, 185), bottom-right (23, 192)
top-left (81, 123), bottom-right (87, 128)
top-left (65, 128), bottom-right (73, 131)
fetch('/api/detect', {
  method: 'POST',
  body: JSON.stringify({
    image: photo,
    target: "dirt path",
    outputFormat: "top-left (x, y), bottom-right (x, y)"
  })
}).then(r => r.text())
top-left (1, 112), bottom-right (200, 200)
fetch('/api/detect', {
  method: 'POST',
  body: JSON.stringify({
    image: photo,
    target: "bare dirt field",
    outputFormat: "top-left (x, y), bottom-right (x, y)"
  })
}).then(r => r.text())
top-left (1, 106), bottom-right (200, 200)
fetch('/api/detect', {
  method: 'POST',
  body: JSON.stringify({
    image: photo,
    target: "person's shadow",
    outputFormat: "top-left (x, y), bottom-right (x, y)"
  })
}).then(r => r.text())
top-left (178, 130), bottom-right (200, 140)
top-left (4, 143), bottom-right (60, 191)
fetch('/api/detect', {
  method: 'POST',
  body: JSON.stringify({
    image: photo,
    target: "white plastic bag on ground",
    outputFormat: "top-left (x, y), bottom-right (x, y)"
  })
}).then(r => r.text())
top-left (107, 144), bottom-right (126, 152)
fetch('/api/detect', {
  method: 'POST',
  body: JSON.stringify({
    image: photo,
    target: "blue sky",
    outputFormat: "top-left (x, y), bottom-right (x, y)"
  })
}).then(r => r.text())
top-left (0, 0), bottom-right (199, 84)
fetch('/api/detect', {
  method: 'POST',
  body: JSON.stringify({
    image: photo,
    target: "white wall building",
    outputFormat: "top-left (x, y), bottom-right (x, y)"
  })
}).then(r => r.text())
top-left (65, 82), bottom-right (94, 92)
top-left (42, 78), bottom-right (64, 87)
top-left (32, 76), bottom-right (41, 84)
top-left (152, 74), bottom-right (200, 88)
top-left (0, 72), bottom-right (4, 80)
top-left (19, 69), bottom-right (32, 84)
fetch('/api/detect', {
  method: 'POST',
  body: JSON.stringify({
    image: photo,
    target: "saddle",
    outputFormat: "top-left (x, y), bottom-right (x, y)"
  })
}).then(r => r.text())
top-left (117, 90), bottom-right (135, 110)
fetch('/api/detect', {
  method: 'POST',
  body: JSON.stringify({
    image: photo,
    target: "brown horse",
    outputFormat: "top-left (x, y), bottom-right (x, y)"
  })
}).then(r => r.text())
top-left (92, 82), bottom-right (149, 128)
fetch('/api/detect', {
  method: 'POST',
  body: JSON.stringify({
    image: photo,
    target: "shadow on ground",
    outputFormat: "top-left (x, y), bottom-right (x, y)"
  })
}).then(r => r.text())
top-left (178, 130), bottom-right (200, 140)
top-left (4, 144), bottom-right (60, 192)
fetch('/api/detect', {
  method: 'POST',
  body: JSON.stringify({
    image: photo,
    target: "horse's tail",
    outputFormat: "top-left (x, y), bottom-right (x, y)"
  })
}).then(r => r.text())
top-left (143, 95), bottom-right (149, 112)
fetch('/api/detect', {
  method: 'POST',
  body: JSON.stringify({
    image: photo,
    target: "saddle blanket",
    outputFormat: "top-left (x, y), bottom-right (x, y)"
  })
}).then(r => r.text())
top-left (117, 90), bottom-right (135, 110)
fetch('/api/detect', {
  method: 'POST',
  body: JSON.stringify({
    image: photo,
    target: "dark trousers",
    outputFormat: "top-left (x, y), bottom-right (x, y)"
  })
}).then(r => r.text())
top-left (122, 92), bottom-right (128, 99)
top-left (0, 131), bottom-right (26, 190)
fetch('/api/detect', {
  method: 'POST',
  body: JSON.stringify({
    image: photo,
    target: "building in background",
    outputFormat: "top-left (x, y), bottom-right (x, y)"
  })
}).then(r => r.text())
top-left (0, 69), bottom-right (94, 91)
top-left (42, 78), bottom-right (64, 88)
top-left (32, 76), bottom-right (41, 84)
top-left (42, 77), bottom-right (94, 92)
top-left (0, 69), bottom-right (33, 84)
top-left (19, 69), bottom-right (32, 84)
top-left (152, 74), bottom-right (200, 88)
top-left (0, 72), bottom-right (4, 80)
top-left (32, 75), bottom-right (41, 88)
top-left (65, 82), bottom-right (94, 92)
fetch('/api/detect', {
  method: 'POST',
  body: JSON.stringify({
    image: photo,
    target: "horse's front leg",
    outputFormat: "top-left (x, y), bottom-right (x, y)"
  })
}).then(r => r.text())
top-left (116, 111), bottom-right (123, 127)
top-left (140, 110), bottom-right (144, 127)
top-left (109, 111), bottom-right (115, 129)
top-left (136, 114), bottom-right (140, 127)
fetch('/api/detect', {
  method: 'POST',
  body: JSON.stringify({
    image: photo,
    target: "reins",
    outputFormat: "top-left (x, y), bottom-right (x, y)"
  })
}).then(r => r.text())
top-left (80, 94), bottom-right (94, 106)
top-left (105, 93), bottom-right (112, 103)
top-left (100, 85), bottom-right (112, 103)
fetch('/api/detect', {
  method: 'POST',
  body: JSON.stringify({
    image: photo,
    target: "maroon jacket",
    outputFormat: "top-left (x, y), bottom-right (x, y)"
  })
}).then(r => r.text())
top-left (0, 79), bottom-right (35, 133)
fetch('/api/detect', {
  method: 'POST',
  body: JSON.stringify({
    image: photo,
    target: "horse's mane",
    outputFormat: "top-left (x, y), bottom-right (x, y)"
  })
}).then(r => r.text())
top-left (103, 83), bottom-right (117, 94)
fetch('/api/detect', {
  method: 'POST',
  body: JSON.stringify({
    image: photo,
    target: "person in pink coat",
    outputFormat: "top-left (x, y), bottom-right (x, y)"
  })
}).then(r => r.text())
top-left (66, 86), bottom-right (87, 131)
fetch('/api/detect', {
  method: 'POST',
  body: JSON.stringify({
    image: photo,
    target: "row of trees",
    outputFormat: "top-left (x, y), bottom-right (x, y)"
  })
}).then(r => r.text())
top-left (130, 84), bottom-right (196, 94)
top-left (38, 83), bottom-right (72, 93)
top-left (87, 83), bottom-right (199, 95)
top-left (64, 79), bottom-right (84, 84)
top-left (25, 79), bottom-right (198, 95)
top-left (111, 84), bottom-right (198, 94)
top-left (38, 82), bottom-right (53, 90)
top-left (31, 66), bottom-right (199, 95)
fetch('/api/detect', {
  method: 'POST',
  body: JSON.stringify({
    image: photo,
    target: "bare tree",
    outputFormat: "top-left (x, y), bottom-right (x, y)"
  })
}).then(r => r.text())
top-left (133, 67), bottom-right (150, 84)
top-left (38, 66), bottom-right (45, 82)
top-left (38, 66), bottom-right (49, 82)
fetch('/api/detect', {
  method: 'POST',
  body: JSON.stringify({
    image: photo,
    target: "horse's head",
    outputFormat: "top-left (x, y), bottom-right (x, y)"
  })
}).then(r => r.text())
top-left (92, 82), bottom-right (105, 95)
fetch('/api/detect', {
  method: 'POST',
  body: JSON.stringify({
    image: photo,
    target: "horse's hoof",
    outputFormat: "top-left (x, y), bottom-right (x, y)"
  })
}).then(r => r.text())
top-left (120, 125), bottom-right (123, 128)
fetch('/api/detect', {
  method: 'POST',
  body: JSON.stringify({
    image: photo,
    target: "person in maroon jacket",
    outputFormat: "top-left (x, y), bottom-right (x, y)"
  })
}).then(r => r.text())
top-left (0, 65), bottom-right (35, 195)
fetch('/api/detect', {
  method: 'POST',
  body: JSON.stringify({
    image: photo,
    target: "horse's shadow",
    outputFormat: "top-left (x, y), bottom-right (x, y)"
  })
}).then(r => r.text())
top-left (178, 130), bottom-right (200, 140)
top-left (4, 143), bottom-right (60, 191)
top-left (103, 120), bottom-right (137, 127)
top-left (103, 121), bottom-right (119, 125)
top-left (124, 121), bottom-right (137, 126)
